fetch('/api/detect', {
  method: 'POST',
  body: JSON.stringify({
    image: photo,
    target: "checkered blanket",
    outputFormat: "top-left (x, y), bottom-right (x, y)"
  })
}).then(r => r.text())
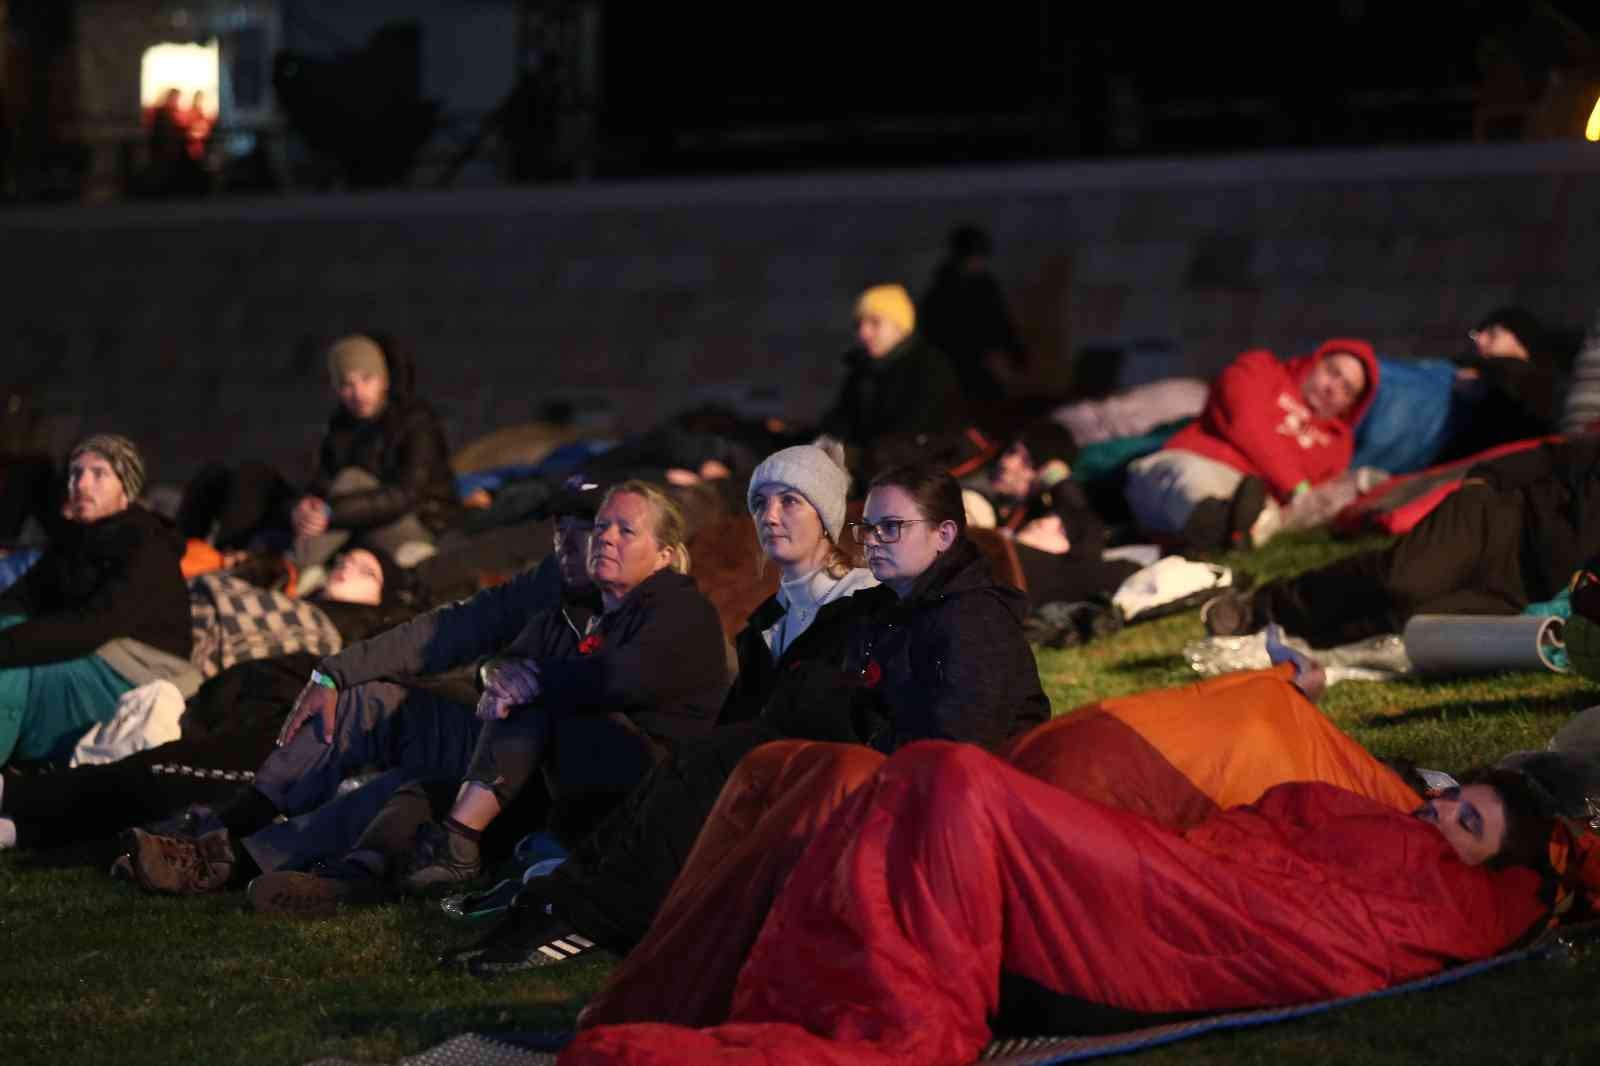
top-left (189, 573), bottom-right (343, 678)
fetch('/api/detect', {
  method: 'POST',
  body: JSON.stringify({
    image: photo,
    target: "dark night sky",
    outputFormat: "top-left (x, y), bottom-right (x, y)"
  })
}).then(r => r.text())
top-left (597, 2), bottom-right (1600, 170)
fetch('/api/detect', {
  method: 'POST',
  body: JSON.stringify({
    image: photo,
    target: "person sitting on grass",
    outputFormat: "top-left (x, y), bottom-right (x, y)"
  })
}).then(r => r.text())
top-left (1124, 339), bottom-right (1378, 550)
top-left (817, 284), bottom-right (968, 480)
top-left (118, 480), bottom-right (727, 897)
top-left (246, 442), bottom-right (881, 921)
top-left (290, 333), bottom-right (458, 579)
top-left (426, 463), bottom-right (1050, 976)
top-left (0, 548), bottom-right (411, 854)
top-left (0, 434), bottom-right (190, 768)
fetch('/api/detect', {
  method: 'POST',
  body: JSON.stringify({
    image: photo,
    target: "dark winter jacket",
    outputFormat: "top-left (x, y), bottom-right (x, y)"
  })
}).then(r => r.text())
top-left (717, 586), bottom-right (879, 731)
top-left (791, 539), bottom-right (1050, 753)
top-left (1439, 356), bottom-right (1565, 464)
top-left (1470, 435), bottom-right (1600, 600)
top-left (0, 505), bottom-right (190, 668)
top-left (536, 569), bottom-right (731, 746)
top-left (818, 334), bottom-right (969, 479)
top-left (309, 337), bottom-right (457, 533)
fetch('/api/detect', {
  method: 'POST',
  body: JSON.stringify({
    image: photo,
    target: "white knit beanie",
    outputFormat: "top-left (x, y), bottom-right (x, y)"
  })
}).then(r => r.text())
top-left (747, 442), bottom-right (851, 543)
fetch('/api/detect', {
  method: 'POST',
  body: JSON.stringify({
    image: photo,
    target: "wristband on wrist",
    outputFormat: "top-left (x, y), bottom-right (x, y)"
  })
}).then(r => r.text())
top-left (309, 669), bottom-right (338, 690)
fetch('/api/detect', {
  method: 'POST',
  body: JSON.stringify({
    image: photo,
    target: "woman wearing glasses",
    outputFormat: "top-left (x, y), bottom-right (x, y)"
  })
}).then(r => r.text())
top-left (442, 461), bottom-right (1049, 975)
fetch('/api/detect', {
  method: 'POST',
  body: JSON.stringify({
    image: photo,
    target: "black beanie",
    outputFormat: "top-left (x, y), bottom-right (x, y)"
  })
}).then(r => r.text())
top-left (1474, 306), bottom-right (1546, 357)
top-left (1013, 420), bottom-right (1078, 466)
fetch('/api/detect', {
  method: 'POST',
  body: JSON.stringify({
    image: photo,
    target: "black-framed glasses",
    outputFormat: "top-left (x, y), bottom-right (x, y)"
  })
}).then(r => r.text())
top-left (847, 518), bottom-right (933, 544)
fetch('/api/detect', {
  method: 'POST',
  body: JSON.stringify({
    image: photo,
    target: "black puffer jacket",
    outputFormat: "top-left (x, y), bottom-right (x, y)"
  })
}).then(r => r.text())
top-left (818, 334), bottom-right (969, 479)
top-left (0, 505), bottom-right (190, 668)
top-left (718, 585), bottom-right (877, 729)
top-left (308, 335), bottom-right (457, 533)
top-left (780, 539), bottom-right (1049, 752)
top-left (532, 569), bottom-right (732, 747)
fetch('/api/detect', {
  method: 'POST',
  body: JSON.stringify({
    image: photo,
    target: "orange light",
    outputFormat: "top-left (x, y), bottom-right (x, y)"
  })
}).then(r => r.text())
top-left (1588, 93), bottom-right (1600, 142)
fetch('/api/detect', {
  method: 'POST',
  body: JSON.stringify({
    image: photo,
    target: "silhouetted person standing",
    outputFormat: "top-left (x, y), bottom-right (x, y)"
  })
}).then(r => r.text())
top-left (918, 225), bottom-right (1027, 401)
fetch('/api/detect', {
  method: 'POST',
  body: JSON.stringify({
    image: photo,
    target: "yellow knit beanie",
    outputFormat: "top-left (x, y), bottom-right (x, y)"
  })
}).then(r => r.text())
top-left (326, 334), bottom-right (389, 389)
top-left (854, 284), bottom-right (915, 334)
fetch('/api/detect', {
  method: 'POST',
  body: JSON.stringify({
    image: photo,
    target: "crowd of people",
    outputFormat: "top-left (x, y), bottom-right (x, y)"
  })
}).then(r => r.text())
top-left (1, 225), bottom-right (1598, 1064)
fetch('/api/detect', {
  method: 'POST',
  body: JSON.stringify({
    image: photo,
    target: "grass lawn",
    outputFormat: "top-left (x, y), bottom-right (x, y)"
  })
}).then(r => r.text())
top-left (4, 530), bottom-right (1600, 1065)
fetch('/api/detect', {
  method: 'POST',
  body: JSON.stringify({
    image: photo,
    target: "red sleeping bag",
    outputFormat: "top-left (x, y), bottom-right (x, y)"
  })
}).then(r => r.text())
top-left (1333, 436), bottom-right (1558, 538)
top-left (563, 744), bottom-right (1547, 1066)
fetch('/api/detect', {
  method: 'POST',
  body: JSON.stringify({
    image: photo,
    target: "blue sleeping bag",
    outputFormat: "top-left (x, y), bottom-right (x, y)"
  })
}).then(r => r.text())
top-left (1350, 357), bottom-right (1465, 475)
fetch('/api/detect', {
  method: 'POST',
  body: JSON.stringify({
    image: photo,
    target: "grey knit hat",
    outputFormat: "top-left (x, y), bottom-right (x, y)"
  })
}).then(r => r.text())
top-left (747, 442), bottom-right (851, 543)
top-left (69, 433), bottom-right (146, 501)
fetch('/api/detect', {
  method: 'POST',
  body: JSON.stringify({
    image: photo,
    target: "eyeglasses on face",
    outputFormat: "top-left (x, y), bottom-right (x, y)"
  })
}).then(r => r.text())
top-left (847, 518), bottom-right (933, 544)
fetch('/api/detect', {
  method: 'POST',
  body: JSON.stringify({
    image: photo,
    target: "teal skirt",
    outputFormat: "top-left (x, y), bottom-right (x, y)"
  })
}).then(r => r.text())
top-left (0, 615), bottom-right (134, 765)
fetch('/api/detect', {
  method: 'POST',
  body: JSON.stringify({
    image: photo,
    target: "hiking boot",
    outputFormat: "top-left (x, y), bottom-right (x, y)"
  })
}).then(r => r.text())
top-left (246, 856), bottom-right (389, 917)
top-left (124, 827), bottom-right (236, 895)
top-left (464, 896), bottom-right (601, 977)
top-left (1200, 589), bottom-right (1256, 637)
top-left (398, 820), bottom-right (481, 896)
top-left (1225, 477), bottom-right (1268, 548)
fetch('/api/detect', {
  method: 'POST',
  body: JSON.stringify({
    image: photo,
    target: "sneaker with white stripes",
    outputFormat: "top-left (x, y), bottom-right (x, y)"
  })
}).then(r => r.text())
top-left (463, 899), bottom-right (602, 977)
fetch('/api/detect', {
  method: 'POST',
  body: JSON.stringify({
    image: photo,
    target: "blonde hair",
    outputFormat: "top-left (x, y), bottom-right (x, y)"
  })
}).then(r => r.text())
top-left (603, 480), bottom-right (692, 574)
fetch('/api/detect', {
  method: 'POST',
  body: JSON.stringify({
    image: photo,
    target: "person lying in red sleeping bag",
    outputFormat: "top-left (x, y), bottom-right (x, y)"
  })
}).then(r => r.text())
top-left (562, 733), bottom-right (1557, 1066)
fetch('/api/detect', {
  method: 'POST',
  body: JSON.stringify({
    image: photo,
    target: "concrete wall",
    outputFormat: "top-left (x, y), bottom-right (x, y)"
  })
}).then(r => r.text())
top-left (3, 140), bottom-right (1599, 486)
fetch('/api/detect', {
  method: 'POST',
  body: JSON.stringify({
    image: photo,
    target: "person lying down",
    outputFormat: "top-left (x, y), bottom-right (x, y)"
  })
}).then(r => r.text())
top-left (558, 668), bottom-right (1576, 1066)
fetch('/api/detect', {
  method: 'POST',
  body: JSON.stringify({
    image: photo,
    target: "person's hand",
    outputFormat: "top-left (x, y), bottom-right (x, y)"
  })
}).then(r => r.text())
top-left (1455, 366), bottom-right (1481, 382)
top-left (476, 689), bottom-right (514, 721)
top-left (292, 496), bottom-right (330, 538)
top-left (277, 678), bottom-right (337, 746)
top-left (698, 459), bottom-right (731, 481)
top-left (480, 657), bottom-right (541, 704)
top-left (1016, 514), bottom-right (1071, 555)
top-left (664, 467), bottom-right (701, 486)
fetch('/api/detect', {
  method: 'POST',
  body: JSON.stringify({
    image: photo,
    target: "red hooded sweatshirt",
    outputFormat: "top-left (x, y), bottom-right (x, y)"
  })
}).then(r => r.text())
top-left (1165, 339), bottom-right (1379, 501)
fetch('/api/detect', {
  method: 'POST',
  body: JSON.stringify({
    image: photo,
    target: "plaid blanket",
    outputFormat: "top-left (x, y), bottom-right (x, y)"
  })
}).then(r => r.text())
top-left (189, 573), bottom-right (343, 678)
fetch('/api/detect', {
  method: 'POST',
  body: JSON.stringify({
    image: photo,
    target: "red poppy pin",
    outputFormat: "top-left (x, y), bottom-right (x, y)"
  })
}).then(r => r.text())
top-left (578, 634), bottom-right (604, 656)
top-left (860, 660), bottom-right (882, 688)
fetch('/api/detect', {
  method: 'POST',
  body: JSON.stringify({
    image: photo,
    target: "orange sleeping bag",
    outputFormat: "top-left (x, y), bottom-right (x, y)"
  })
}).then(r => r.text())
top-left (577, 668), bottom-right (1422, 1031)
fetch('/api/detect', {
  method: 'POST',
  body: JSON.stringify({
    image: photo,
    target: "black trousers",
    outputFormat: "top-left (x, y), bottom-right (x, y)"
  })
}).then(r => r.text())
top-left (353, 710), bottom-right (662, 866)
top-left (4, 734), bottom-right (262, 851)
top-left (2, 653), bottom-right (315, 851)
top-left (535, 719), bottom-right (784, 951)
top-left (1251, 483), bottom-right (1529, 648)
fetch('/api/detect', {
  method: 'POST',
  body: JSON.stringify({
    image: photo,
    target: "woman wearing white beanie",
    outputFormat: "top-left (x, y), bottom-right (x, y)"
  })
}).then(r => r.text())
top-left (742, 441), bottom-right (877, 661)
top-left (438, 440), bottom-right (879, 974)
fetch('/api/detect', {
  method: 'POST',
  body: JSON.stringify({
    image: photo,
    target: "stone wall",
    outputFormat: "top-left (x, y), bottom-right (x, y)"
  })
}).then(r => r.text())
top-left (4, 140), bottom-right (1599, 485)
